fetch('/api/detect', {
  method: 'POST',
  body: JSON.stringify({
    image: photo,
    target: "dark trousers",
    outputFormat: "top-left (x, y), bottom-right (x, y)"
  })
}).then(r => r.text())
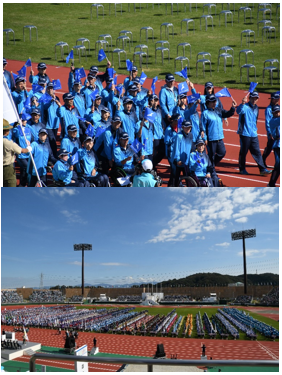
top-left (87, 173), bottom-right (109, 187)
top-left (29, 174), bottom-right (48, 187)
top-left (207, 139), bottom-right (226, 167)
top-left (262, 135), bottom-right (275, 167)
top-left (175, 164), bottom-right (188, 187)
top-left (269, 147), bottom-right (280, 187)
top-left (167, 160), bottom-right (177, 187)
top-left (16, 158), bottom-right (29, 186)
top-left (153, 139), bottom-right (165, 169)
top-left (47, 129), bottom-right (58, 158)
top-left (3, 164), bottom-right (17, 187)
top-left (239, 135), bottom-right (265, 172)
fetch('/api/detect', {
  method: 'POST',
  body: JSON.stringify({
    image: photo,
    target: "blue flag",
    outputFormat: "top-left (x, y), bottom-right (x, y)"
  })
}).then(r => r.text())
top-left (12, 72), bottom-right (18, 80)
top-left (130, 138), bottom-right (142, 154)
top-left (85, 124), bottom-right (95, 137)
top-left (17, 65), bottom-right (26, 77)
top-left (215, 87), bottom-right (231, 98)
top-left (126, 59), bottom-right (133, 72)
top-left (113, 75), bottom-right (118, 85)
top-left (69, 152), bottom-right (79, 166)
top-left (177, 117), bottom-right (183, 128)
top-left (193, 152), bottom-right (205, 165)
top-left (20, 112), bottom-right (32, 122)
top-left (151, 76), bottom-right (158, 95)
top-left (116, 84), bottom-right (123, 97)
top-left (66, 50), bottom-right (74, 64)
top-left (77, 67), bottom-right (86, 79)
top-left (52, 79), bottom-right (62, 90)
top-left (98, 49), bottom-right (107, 62)
top-left (95, 126), bottom-right (106, 138)
top-left (25, 58), bottom-right (32, 67)
top-left (18, 125), bottom-right (31, 137)
top-left (38, 93), bottom-right (52, 104)
top-left (144, 107), bottom-right (157, 123)
top-left (23, 96), bottom-right (31, 110)
top-left (249, 82), bottom-right (258, 93)
top-left (89, 89), bottom-right (100, 101)
top-left (139, 71), bottom-right (147, 85)
top-left (32, 84), bottom-right (43, 93)
top-left (178, 81), bottom-right (189, 95)
top-left (175, 66), bottom-right (188, 80)
top-left (275, 91), bottom-right (280, 95)
top-left (187, 93), bottom-right (200, 104)
top-left (107, 68), bottom-right (116, 78)
top-left (74, 114), bottom-right (86, 122)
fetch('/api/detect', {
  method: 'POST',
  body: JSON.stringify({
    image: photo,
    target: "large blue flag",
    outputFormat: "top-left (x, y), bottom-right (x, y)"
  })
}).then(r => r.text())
top-left (17, 65), bottom-right (26, 77)
top-left (107, 67), bottom-right (116, 78)
top-left (18, 125), bottom-right (31, 137)
top-left (187, 93), bottom-right (200, 104)
top-left (178, 81), bottom-right (189, 95)
top-left (130, 138), bottom-right (142, 154)
top-left (126, 59), bottom-right (133, 72)
top-left (68, 151), bottom-right (79, 166)
top-left (175, 66), bottom-right (188, 80)
top-left (89, 89), bottom-right (100, 101)
top-left (52, 79), bottom-right (62, 90)
top-left (144, 107), bottom-right (157, 123)
top-left (85, 124), bottom-right (95, 137)
top-left (98, 49), bottom-right (107, 62)
top-left (66, 50), bottom-right (74, 64)
top-left (23, 96), bottom-right (31, 110)
top-left (113, 75), bottom-right (118, 85)
top-left (215, 87), bottom-right (231, 98)
top-left (12, 72), bottom-right (18, 81)
top-left (151, 76), bottom-right (158, 95)
top-left (25, 58), bottom-right (32, 67)
top-left (32, 84), bottom-right (43, 93)
top-left (139, 71), bottom-right (147, 85)
top-left (95, 126), bottom-right (106, 138)
top-left (38, 93), bottom-right (52, 104)
top-left (249, 82), bottom-right (258, 93)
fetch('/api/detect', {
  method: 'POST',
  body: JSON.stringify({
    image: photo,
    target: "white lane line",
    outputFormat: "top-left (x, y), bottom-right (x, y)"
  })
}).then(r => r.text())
top-left (224, 128), bottom-right (267, 137)
top-left (256, 341), bottom-right (279, 360)
top-left (217, 173), bottom-right (279, 186)
top-left (225, 143), bottom-right (264, 152)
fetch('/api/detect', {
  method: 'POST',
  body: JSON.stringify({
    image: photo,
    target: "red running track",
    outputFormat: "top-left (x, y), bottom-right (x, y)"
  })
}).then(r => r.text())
top-left (6, 59), bottom-right (279, 187)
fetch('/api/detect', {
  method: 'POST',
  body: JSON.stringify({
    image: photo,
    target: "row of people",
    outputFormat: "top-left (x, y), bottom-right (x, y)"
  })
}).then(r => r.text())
top-left (29, 290), bottom-right (64, 303)
top-left (1, 291), bottom-right (23, 304)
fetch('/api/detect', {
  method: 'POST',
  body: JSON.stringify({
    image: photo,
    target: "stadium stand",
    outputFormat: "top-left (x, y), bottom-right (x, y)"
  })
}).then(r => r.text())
top-left (1, 290), bottom-right (23, 304)
top-left (161, 295), bottom-right (193, 302)
top-left (115, 295), bottom-right (142, 302)
top-left (69, 295), bottom-right (83, 303)
top-left (260, 286), bottom-right (279, 306)
top-left (29, 290), bottom-right (64, 303)
top-left (232, 295), bottom-right (253, 304)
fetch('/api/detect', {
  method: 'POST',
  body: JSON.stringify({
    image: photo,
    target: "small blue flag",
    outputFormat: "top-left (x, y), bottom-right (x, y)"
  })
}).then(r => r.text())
top-left (25, 58), bottom-right (32, 67)
top-left (98, 49), bottom-right (107, 62)
top-left (130, 138), bottom-right (142, 154)
top-left (187, 93), bottom-right (201, 104)
top-left (139, 72), bottom-right (147, 85)
top-left (116, 84), bottom-right (123, 97)
top-left (52, 79), bottom-right (62, 90)
top-left (18, 126), bottom-right (31, 137)
top-left (85, 124), bottom-right (95, 137)
top-left (175, 66), bottom-right (188, 80)
top-left (17, 65), bottom-right (26, 77)
top-left (38, 93), bottom-right (52, 104)
top-left (126, 59), bottom-right (133, 72)
top-left (78, 67), bottom-right (86, 79)
top-left (66, 50), bottom-right (74, 64)
top-left (20, 112), bottom-right (32, 122)
top-left (69, 152), bottom-right (79, 166)
top-left (151, 76), bottom-right (158, 95)
top-left (144, 107), bottom-right (157, 123)
top-left (95, 126), bottom-right (106, 138)
top-left (107, 68), bottom-right (116, 78)
top-left (74, 114), bottom-right (86, 122)
top-left (113, 75), bottom-right (118, 85)
top-left (12, 72), bottom-right (18, 80)
top-left (24, 96), bottom-right (31, 110)
top-left (32, 84), bottom-right (43, 93)
top-left (89, 89), bottom-right (100, 101)
top-left (178, 81), bottom-right (189, 95)
top-left (177, 117), bottom-right (183, 128)
top-left (193, 152), bottom-right (205, 165)
top-left (249, 82), bottom-right (258, 93)
top-left (215, 87), bottom-right (231, 98)
top-left (275, 91), bottom-right (280, 95)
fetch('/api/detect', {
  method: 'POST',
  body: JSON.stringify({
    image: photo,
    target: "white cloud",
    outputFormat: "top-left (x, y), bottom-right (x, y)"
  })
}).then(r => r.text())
top-left (235, 217), bottom-right (248, 223)
top-left (215, 242), bottom-right (230, 247)
top-left (68, 261), bottom-right (82, 266)
top-left (237, 249), bottom-right (279, 258)
top-left (100, 263), bottom-right (129, 266)
top-left (196, 236), bottom-right (205, 240)
top-left (49, 188), bottom-right (78, 197)
top-left (60, 210), bottom-right (87, 224)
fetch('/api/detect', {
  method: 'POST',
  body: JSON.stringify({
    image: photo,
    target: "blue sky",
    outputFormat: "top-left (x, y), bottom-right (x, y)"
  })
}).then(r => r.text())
top-left (1, 188), bottom-right (279, 289)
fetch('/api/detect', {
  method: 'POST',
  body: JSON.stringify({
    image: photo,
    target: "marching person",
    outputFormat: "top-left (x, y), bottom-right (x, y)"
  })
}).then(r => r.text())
top-left (29, 62), bottom-right (50, 85)
top-left (3, 57), bottom-right (15, 91)
top-left (268, 105), bottom-right (280, 187)
top-left (164, 113), bottom-right (180, 187)
top-left (133, 159), bottom-right (159, 187)
top-left (12, 77), bottom-right (29, 114)
top-left (159, 74), bottom-right (179, 127)
top-left (148, 94), bottom-right (165, 169)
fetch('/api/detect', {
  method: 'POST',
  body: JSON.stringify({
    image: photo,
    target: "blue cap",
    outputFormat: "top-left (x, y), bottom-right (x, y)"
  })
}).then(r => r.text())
top-left (120, 132), bottom-right (129, 140)
top-left (182, 120), bottom-right (192, 128)
top-left (149, 94), bottom-right (158, 101)
top-left (249, 91), bottom-right (259, 99)
top-left (31, 96), bottom-right (38, 102)
top-left (165, 74), bottom-right (175, 82)
top-left (106, 77), bottom-right (113, 84)
top-left (196, 138), bottom-right (205, 146)
top-left (133, 77), bottom-right (140, 84)
top-left (47, 82), bottom-right (53, 88)
top-left (206, 94), bottom-right (217, 102)
top-left (31, 108), bottom-right (41, 115)
top-left (38, 77), bottom-right (47, 85)
top-left (38, 128), bottom-right (48, 135)
top-left (101, 106), bottom-right (110, 113)
top-left (272, 105), bottom-right (280, 113)
top-left (20, 113), bottom-right (31, 121)
top-left (58, 149), bottom-right (69, 157)
top-left (178, 94), bottom-right (186, 99)
top-left (128, 84), bottom-right (138, 92)
top-left (94, 94), bottom-right (102, 100)
top-left (15, 76), bottom-right (26, 84)
top-left (83, 136), bottom-right (94, 143)
top-left (271, 92), bottom-right (280, 100)
top-left (73, 80), bottom-right (81, 85)
top-left (90, 66), bottom-right (99, 73)
top-left (87, 73), bottom-right (96, 79)
top-left (123, 97), bottom-right (133, 104)
top-left (37, 62), bottom-right (47, 69)
top-left (171, 113), bottom-right (180, 121)
top-left (3, 58), bottom-right (7, 66)
top-left (205, 81), bottom-right (213, 88)
top-left (63, 93), bottom-right (74, 101)
top-left (112, 116), bottom-right (121, 123)
top-left (131, 66), bottom-right (138, 71)
top-left (67, 124), bottom-right (77, 132)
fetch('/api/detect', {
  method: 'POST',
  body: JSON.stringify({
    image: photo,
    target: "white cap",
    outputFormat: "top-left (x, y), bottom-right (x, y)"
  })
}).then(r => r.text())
top-left (142, 159), bottom-right (153, 172)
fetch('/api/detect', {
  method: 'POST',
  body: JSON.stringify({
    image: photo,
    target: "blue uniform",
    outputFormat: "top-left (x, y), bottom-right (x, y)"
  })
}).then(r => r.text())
top-left (81, 85), bottom-right (101, 109)
top-left (61, 135), bottom-right (81, 154)
top-left (27, 120), bottom-right (46, 142)
top-left (72, 92), bottom-right (86, 118)
top-left (93, 118), bottom-right (112, 137)
top-left (76, 148), bottom-right (109, 186)
top-left (84, 105), bottom-right (103, 125)
top-left (12, 90), bottom-right (29, 114)
top-left (151, 106), bottom-right (165, 168)
top-left (4, 70), bottom-right (15, 91)
top-left (52, 160), bottom-right (73, 185)
top-left (200, 95), bottom-right (223, 113)
top-left (133, 173), bottom-right (157, 187)
top-left (262, 103), bottom-right (276, 166)
top-left (56, 105), bottom-right (83, 139)
top-left (159, 86), bottom-right (179, 120)
top-left (115, 109), bottom-right (140, 144)
top-left (268, 117), bottom-right (280, 186)
top-left (151, 107), bottom-right (164, 140)
top-left (173, 104), bottom-right (188, 119)
top-left (94, 125), bottom-right (121, 160)
top-left (42, 97), bottom-right (60, 130)
top-left (189, 151), bottom-right (218, 187)
top-left (29, 73), bottom-right (50, 85)
top-left (164, 126), bottom-right (178, 186)
top-left (114, 145), bottom-right (135, 172)
top-left (101, 87), bottom-right (114, 115)
top-left (172, 130), bottom-right (193, 166)
top-left (141, 121), bottom-right (154, 157)
top-left (184, 102), bottom-right (203, 144)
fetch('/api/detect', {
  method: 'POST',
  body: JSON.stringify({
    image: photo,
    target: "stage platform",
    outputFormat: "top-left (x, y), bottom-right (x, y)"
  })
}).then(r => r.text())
top-left (1, 341), bottom-right (41, 360)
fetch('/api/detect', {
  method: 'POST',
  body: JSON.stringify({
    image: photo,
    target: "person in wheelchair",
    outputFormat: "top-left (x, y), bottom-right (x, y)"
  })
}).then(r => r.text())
top-left (189, 139), bottom-right (220, 187)
top-left (133, 159), bottom-right (160, 187)
top-left (52, 149), bottom-right (90, 187)
top-left (76, 137), bottom-right (110, 187)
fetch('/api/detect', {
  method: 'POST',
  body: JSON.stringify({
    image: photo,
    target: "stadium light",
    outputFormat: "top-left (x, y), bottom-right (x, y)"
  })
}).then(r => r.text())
top-left (74, 244), bottom-right (92, 297)
top-left (231, 229), bottom-right (256, 294)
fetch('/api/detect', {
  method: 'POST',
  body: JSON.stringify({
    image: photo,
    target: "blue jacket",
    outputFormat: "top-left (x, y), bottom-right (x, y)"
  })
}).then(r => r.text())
top-left (101, 87), bottom-right (115, 115)
top-left (93, 118), bottom-right (112, 137)
top-left (115, 109), bottom-right (140, 144)
top-left (72, 92), bottom-right (86, 118)
top-left (164, 126), bottom-right (178, 163)
top-left (42, 97), bottom-right (60, 130)
top-left (265, 104), bottom-right (275, 138)
top-left (56, 105), bottom-right (83, 137)
top-left (270, 117), bottom-right (280, 149)
top-left (184, 103), bottom-right (203, 143)
top-left (76, 148), bottom-right (99, 177)
top-left (61, 135), bottom-right (81, 154)
top-left (172, 130), bottom-right (193, 166)
top-left (159, 85), bottom-right (179, 119)
top-left (12, 90), bottom-right (29, 114)
top-left (29, 73), bottom-right (50, 85)
top-left (52, 159), bottom-right (73, 184)
top-left (133, 173), bottom-right (157, 187)
top-left (141, 121), bottom-right (154, 156)
top-left (12, 125), bottom-right (34, 159)
top-left (236, 102), bottom-right (259, 137)
top-left (189, 151), bottom-right (213, 177)
top-left (81, 85), bottom-right (101, 109)
top-left (114, 145), bottom-right (134, 171)
top-left (151, 107), bottom-right (164, 140)
top-left (173, 104), bottom-right (188, 119)
top-left (4, 70), bottom-right (14, 91)
top-left (111, 95), bottom-right (124, 117)
top-left (200, 95), bottom-right (223, 113)
top-left (84, 105), bottom-right (103, 125)
top-left (94, 125), bottom-right (122, 160)
top-left (27, 120), bottom-right (46, 141)
top-left (202, 106), bottom-right (235, 141)
top-left (28, 139), bottom-right (56, 176)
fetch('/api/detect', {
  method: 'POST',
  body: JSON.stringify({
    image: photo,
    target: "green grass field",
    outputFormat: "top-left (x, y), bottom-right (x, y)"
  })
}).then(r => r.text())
top-left (76, 305), bottom-right (279, 341)
top-left (3, 3), bottom-right (280, 92)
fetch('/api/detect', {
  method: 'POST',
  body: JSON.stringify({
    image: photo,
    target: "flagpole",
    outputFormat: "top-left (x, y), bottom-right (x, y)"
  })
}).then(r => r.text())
top-left (3, 75), bottom-right (42, 187)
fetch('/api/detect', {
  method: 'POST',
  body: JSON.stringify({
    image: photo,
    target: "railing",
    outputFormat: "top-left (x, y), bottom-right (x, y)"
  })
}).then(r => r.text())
top-left (29, 353), bottom-right (279, 372)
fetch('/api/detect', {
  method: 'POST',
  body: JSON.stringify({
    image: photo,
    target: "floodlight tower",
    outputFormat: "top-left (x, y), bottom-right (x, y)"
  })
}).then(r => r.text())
top-left (231, 229), bottom-right (256, 294)
top-left (74, 244), bottom-right (92, 297)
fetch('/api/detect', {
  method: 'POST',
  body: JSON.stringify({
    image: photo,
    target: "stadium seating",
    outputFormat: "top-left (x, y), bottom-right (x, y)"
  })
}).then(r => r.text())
top-left (260, 286), bottom-right (279, 305)
top-left (1, 290), bottom-right (23, 304)
top-left (29, 290), bottom-right (64, 303)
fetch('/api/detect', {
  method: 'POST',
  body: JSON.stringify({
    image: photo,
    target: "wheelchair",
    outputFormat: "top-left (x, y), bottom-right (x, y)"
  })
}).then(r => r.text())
top-left (179, 170), bottom-right (223, 187)
top-left (110, 165), bottom-right (133, 187)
